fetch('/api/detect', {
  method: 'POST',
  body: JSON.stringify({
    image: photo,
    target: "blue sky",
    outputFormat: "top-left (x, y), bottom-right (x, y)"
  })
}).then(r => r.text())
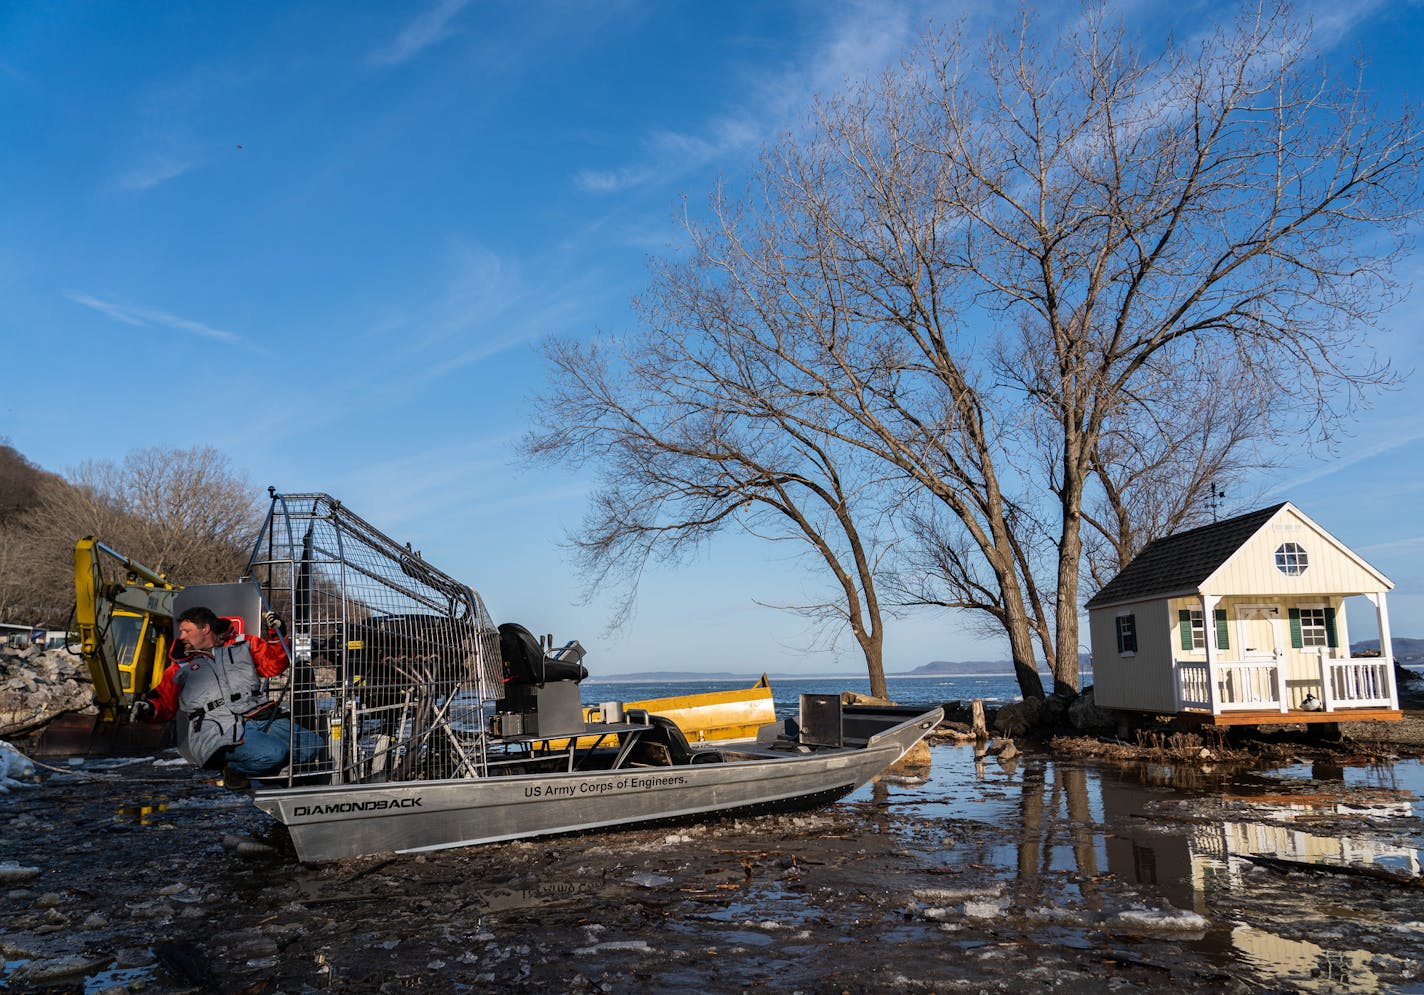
top-left (2, 1), bottom-right (1421, 676)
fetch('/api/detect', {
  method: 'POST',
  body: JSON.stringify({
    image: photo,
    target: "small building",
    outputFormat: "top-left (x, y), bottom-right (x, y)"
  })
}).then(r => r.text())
top-left (1085, 502), bottom-right (1400, 725)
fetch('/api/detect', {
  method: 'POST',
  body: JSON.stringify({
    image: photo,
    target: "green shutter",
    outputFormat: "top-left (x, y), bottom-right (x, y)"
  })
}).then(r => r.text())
top-left (1115, 618), bottom-right (1125, 654)
top-left (1324, 606), bottom-right (1338, 648)
top-left (1179, 609), bottom-right (1193, 651)
top-left (1289, 608), bottom-right (1303, 649)
top-left (1215, 609), bottom-right (1229, 650)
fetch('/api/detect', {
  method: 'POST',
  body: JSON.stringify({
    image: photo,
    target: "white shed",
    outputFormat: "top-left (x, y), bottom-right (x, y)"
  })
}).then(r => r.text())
top-left (1085, 503), bottom-right (1400, 725)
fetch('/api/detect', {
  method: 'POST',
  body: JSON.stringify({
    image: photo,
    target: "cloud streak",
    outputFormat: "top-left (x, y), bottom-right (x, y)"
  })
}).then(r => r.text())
top-left (66, 291), bottom-right (246, 346)
top-left (370, 0), bottom-right (470, 66)
top-left (116, 155), bottom-right (197, 191)
top-left (1264, 425), bottom-right (1424, 496)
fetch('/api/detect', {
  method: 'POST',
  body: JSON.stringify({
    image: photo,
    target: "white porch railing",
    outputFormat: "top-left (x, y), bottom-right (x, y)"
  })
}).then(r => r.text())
top-left (1175, 655), bottom-right (1398, 714)
top-left (1323, 658), bottom-right (1395, 709)
top-left (1176, 659), bottom-right (1283, 711)
top-left (1177, 660), bottom-right (1281, 711)
top-left (1214, 662), bottom-right (1283, 711)
top-left (1177, 661), bottom-right (1212, 711)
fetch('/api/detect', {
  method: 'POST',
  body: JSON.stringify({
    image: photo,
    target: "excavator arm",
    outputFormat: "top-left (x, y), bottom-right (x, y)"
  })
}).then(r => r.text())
top-left (73, 537), bottom-right (180, 723)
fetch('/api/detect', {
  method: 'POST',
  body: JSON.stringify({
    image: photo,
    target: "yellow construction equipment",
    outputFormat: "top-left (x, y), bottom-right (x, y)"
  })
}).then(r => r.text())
top-left (72, 537), bottom-right (179, 723)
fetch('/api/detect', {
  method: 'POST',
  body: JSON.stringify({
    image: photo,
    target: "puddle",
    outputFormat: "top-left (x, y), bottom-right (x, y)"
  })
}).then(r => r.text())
top-left (848, 744), bottom-right (1424, 993)
top-left (1273, 759), bottom-right (1424, 818)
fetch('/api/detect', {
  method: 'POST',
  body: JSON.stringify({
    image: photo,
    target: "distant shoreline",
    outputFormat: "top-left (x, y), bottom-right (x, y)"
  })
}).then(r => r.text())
top-left (582, 671), bottom-right (1083, 684)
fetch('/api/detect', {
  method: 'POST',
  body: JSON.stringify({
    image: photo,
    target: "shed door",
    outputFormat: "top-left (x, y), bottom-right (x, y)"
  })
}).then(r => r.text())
top-left (1240, 606), bottom-right (1279, 661)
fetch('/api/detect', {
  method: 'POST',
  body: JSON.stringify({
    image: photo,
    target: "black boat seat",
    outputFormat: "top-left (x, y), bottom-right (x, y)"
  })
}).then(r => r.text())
top-left (625, 713), bottom-right (724, 767)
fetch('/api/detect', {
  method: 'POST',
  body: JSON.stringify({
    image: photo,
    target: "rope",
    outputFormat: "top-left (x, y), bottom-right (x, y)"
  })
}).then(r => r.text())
top-left (10, 749), bottom-right (202, 786)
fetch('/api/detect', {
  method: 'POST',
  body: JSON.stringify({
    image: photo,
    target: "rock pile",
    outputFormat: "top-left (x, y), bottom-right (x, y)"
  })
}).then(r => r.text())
top-left (0, 644), bottom-right (94, 738)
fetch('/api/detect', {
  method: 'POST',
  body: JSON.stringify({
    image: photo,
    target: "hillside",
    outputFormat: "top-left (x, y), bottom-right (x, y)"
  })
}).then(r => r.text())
top-left (900, 653), bottom-right (1093, 677)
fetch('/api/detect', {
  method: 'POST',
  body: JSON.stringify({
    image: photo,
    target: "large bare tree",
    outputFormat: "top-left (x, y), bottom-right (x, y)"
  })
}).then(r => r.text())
top-left (527, 332), bottom-right (901, 695)
top-left (536, 3), bottom-right (1420, 700)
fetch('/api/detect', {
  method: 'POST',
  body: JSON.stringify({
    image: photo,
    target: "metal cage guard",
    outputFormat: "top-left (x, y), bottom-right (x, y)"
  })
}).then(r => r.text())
top-left (245, 491), bottom-right (503, 787)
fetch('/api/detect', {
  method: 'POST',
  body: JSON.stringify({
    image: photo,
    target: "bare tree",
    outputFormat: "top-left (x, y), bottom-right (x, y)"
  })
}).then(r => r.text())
top-left (527, 333), bottom-right (902, 696)
top-left (1082, 352), bottom-right (1278, 587)
top-left (536, 3), bottom-right (1420, 701)
top-left (2, 446), bottom-right (261, 625)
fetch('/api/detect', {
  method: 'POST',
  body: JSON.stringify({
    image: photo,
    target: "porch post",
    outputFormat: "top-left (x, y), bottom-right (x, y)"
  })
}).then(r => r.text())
top-left (1202, 594), bottom-right (1219, 715)
top-left (1367, 591), bottom-right (1399, 711)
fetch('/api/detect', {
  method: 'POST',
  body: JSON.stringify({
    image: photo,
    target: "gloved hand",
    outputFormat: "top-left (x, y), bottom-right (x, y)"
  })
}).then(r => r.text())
top-left (262, 610), bottom-right (286, 636)
top-left (130, 698), bottom-right (155, 724)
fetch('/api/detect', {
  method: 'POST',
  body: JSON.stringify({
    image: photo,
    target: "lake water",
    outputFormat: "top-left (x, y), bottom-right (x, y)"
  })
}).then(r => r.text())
top-left (581, 673), bottom-right (1028, 714)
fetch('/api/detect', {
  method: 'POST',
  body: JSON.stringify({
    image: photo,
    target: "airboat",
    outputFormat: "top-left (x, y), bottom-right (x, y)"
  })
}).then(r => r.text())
top-left (194, 492), bottom-right (940, 863)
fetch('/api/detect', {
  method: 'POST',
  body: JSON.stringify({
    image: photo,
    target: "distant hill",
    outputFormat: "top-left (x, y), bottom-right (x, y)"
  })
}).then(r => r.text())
top-left (1352, 637), bottom-right (1424, 665)
top-left (584, 671), bottom-right (775, 683)
top-left (897, 653), bottom-right (1093, 677)
top-left (896, 660), bottom-right (1021, 676)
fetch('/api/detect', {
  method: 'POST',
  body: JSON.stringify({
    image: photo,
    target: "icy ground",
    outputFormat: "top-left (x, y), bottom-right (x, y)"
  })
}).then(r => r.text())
top-left (1, 743), bottom-right (1422, 993)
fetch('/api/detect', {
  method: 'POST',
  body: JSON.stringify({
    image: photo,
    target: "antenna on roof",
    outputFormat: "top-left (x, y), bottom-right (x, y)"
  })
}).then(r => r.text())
top-left (1208, 484), bottom-right (1227, 523)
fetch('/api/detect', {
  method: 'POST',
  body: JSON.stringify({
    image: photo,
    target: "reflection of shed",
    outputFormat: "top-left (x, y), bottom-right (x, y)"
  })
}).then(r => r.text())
top-left (1085, 503), bottom-right (1400, 725)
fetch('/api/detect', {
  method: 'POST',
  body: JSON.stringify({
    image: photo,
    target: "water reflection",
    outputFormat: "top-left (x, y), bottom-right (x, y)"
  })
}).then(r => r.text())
top-left (115, 801), bottom-right (170, 827)
top-left (873, 745), bottom-right (1424, 993)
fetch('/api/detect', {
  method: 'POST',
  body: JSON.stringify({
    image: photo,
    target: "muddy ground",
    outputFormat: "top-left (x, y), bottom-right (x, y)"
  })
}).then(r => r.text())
top-left (3, 713), bottom-right (1423, 994)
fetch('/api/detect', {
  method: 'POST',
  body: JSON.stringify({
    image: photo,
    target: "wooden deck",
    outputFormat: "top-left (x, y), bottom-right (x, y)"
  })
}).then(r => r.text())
top-left (1177, 707), bottom-right (1402, 727)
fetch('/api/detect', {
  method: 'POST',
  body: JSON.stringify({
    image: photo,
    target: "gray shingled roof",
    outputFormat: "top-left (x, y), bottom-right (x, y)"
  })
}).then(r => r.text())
top-left (1084, 503), bottom-right (1287, 609)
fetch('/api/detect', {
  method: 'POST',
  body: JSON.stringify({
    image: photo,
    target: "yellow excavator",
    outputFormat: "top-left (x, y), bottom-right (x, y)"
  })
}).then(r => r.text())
top-left (72, 536), bottom-right (180, 725)
top-left (68, 537), bottom-right (775, 743)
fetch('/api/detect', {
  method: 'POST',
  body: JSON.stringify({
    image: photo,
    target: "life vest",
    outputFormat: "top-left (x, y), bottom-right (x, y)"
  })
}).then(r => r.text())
top-left (172, 640), bottom-right (272, 767)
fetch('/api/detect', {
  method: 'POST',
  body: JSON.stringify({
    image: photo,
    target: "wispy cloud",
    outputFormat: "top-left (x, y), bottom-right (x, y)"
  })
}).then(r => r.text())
top-left (574, 117), bottom-right (765, 195)
top-left (1264, 425), bottom-right (1424, 496)
top-left (1357, 534), bottom-right (1424, 555)
top-left (370, 0), bottom-right (470, 66)
top-left (571, 2), bottom-right (933, 197)
top-left (116, 155), bottom-right (197, 191)
top-left (365, 239), bottom-right (613, 382)
top-left (66, 291), bottom-right (246, 346)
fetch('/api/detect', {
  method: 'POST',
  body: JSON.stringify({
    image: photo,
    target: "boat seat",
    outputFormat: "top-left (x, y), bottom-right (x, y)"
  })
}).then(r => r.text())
top-left (625, 713), bottom-right (724, 767)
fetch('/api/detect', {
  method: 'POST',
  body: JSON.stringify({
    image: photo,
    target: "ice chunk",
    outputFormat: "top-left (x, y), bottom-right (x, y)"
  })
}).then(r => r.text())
top-left (573, 940), bottom-right (655, 955)
top-left (1111, 907), bottom-right (1209, 932)
top-left (0, 862), bottom-right (42, 883)
top-left (624, 872), bottom-right (673, 888)
top-left (963, 897), bottom-right (1010, 919)
top-left (913, 884), bottom-right (1004, 902)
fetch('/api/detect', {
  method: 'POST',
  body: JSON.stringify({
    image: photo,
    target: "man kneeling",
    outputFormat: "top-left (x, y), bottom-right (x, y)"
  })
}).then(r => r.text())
top-left (132, 606), bottom-right (322, 785)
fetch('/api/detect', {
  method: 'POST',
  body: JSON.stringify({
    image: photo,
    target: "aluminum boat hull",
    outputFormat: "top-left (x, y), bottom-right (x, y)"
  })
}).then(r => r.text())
top-left (254, 705), bottom-right (940, 862)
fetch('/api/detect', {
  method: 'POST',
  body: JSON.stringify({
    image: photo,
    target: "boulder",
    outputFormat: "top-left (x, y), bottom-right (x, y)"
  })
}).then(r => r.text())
top-left (1067, 685), bottom-right (1114, 732)
top-left (993, 696), bottom-right (1044, 737)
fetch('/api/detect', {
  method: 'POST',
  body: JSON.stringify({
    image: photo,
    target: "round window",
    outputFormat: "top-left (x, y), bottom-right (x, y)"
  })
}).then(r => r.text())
top-left (1274, 542), bottom-right (1308, 576)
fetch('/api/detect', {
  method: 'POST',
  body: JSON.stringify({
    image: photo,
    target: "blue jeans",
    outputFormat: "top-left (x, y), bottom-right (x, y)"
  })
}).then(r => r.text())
top-left (226, 717), bottom-right (324, 776)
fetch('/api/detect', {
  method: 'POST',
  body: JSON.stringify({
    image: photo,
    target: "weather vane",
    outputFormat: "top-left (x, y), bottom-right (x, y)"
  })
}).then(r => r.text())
top-left (1208, 484), bottom-right (1227, 523)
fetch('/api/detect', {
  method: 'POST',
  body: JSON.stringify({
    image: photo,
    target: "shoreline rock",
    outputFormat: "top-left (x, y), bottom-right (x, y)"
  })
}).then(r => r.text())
top-left (0, 645), bottom-right (95, 739)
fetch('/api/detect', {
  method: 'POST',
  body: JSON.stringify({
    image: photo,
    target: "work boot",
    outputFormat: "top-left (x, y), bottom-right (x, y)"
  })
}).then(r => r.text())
top-left (220, 766), bottom-right (250, 790)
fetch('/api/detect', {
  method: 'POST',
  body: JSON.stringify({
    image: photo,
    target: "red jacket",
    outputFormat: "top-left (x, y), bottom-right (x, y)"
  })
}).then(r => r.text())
top-left (146, 632), bottom-right (288, 723)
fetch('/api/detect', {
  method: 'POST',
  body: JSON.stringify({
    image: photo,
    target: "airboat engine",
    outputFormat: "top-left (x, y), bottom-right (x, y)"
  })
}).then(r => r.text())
top-left (491, 622), bottom-right (589, 738)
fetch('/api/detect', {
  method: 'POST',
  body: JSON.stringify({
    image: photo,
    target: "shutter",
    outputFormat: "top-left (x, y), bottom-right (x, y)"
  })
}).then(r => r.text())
top-left (1125, 616), bottom-right (1137, 653)
top-left (1115, 618), bottom-right (1125, 654)
top-left (1324, 606), bottom-right (1338, 648)
top-left (1289, 608), bottom-right (1303, 649)
top-left (1179, 610), bottom-right (1193, 651)
top-left (1215, 609), bottom-right (1229, 650)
